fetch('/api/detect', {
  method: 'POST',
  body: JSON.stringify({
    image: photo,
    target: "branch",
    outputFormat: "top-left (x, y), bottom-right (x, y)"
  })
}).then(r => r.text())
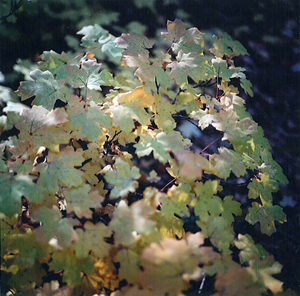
top-left (0, 0), bottom-right (24, 21)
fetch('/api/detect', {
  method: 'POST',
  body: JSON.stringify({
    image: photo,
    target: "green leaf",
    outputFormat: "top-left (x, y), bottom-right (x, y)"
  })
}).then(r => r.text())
top-left (77, 24), bottom-right (123, 58)
top-left (167, 50), bottom-right (207, 86)
top-left (115, 249), bottom-right (141, 284)
top-left (7, 232), bottom-right (50, 268)
top-left (197, 216), bottom-right (235, 253)
top-left (140, 235), bottom-right (207, 296)
top-left (246, 202), bottom-right (287, 235)
top-left (63, 184), bottom-right (105, 217)
top-left (161, 19), bottom-right (186, 43)
top-left (240, 78), bottom-right (254, 97)
top-left (116, 31), bottom-right (155, 59)
top-left (110, 200), bottom-right (155, 246)
top-left (49, 250), bottom-right (94, 286)
top-left (210, 33), bottom-right (249, 57)
top-left (210, 147), bottom-right (247, 180)
top-left (161, 185), bottom-right (190, 219)
top-left (162, 19), bottom-right (205, 54)
top-left (16, 69), bottom-right (65, 110)
top-left (247, 174), bottom-right (279, 204)
top-left (151, 211), bottom-right (185, 238)
top-left (66, 95), bottom-right (111, 142)
top-left (234, 234), bottom-right (267, 264)
top-left (33, 206), bottom-right (78, 248)
top-left (38, 50), bottom-right (69, 80)
top-left (72, 221), bottom-right (112, 258)
top-left (15, 105), bottom-right (70, 151)
top-left (65, 60), bottom-right (109, 90)
top-left (104, 158), bottom-right (140, 198)
top-left (108, 102), bottom-right (151, 132)
top-left (34, 147), bottom-right (84, 195)
top-left (0, 173), bottom-right (42, 216)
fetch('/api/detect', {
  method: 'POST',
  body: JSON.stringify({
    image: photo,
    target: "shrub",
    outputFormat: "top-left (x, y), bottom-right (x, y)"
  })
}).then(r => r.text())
top-left (0, 19), bottom-right (291, 295)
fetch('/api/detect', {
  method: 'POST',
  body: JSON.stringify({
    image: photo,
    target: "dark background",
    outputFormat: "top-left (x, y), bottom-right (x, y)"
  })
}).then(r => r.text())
top-left (0, 0), bottom-right (299, 293)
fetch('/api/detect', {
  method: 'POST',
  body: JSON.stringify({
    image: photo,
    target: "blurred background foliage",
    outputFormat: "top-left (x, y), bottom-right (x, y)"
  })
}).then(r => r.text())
top-left (0, 0), bottom-right (299, 292)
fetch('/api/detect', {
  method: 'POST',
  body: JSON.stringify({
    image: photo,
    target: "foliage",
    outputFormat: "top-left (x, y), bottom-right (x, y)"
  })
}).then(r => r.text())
top-left (0, 19), bottom-right (290, 295)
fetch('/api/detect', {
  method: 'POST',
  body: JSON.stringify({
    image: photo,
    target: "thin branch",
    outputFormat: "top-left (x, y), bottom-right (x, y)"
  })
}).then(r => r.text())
top-left (198, 274), bottom-right (206, 294)
top-left (0, 0), bottom-right (24, 21)
top-left (200, 134), bottom-right (223, 154)
top-left (193, 79), bottom-right (217, 88)
top-left (160, 178), bottom-right (176, 192)
top-left (172, 114), bottom-right (202, 131)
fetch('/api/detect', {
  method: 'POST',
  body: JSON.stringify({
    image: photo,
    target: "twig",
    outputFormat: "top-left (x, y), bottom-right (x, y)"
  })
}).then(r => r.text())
top-left (200, 134), bottom-right (223, 154)
top-left (198, 274), bottom-right (206, 294)
top-left (160, 178), bottom-right (176, 192)
top-left (0, 0), bottom-right (24, 21)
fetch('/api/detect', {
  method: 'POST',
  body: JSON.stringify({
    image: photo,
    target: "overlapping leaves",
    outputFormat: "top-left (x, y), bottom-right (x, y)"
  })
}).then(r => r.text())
top-left (0, 18), bottom-right (291, 296)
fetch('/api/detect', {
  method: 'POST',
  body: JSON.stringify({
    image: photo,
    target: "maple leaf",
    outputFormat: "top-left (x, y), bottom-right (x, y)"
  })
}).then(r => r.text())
top-left (211, 110), bottom-right (257, 141)
top-left (65, 59), bottom-right (112, 90)
top-left (221, 195), bottom-right (242, 223)
top-left (7, 232), bottom-right (50, 268)
top-left (167, 50), bottom-right (207, 86)
top-left (107, 102), bottom-right (151, 132)
top-left (15, 105), bottom-right (70, 151)
top-left (116, 31), bottom-right (155, 60)
top-left (211, 57), bottom-right (246, 81)
top-left (71, 221), bottom-right (112, 258)
top-left (63, 184), bottom-right (105, 217)
top-left (248, 255), bottom-right (283, 294)
top-left (243, 145), bottom-right (288, 184)
top-left (111, 285), bottom-right (152, 296)
top-left (38, 50), bottom-right (69, 80)
top-left (174, 149), bottom-right (215, 181)
top-left (0, 149), bottom-right (7, 172)
top-left (33, 206), bottom-right (78, 248)
top-left (0, 173), bottom-right (42, 216)
top-left (204, 253), bottom-right (239, 276)
top-left (134, 133), bottom-right (170, 163)
top-left (240, 78), bottom-right (254, 97)
top-left (115, 248), bottom-right (141, 284)
top-left (161, 185), bottom-right (190, 219)
top-left (161, 19), bottom-right (187, 43)
top-left (78, 24), bottom-right (123, 58)
top-left (234, 234), bottom-right (267, 264)
top-left (209, 147), bottom-right (247, 180)
top-left (7, 261), bottom-right (46, 291)
top-left (214, 266), bottom-right (264, 296)
top-left (49, 250), bottom-right (94, 286)
top-left (104, 158), bottom-right (140, 198)
top-left (140, 234), bottom-right (207, 296)
top-left (194, 193), bottom-right (223, 223)
top-left (198, 216), bottom-right (235, 253)
top-left (110, 200), bottom-right (155, 246)
top-left (150, 95), bottom-right (177, 131)
top-left (16, 69), bottom-right (65, 110)
top-left (210, 33), bottom-right (249, 58)
top-left (246, 202), bottom-right (286, 235)
top-left (162, 19), bottom-right (205, 54)
top-left (66, 95), bottom-right (111, 142)
top-left (247, 174), bottom-right (279, 204)
top-left (194, 180), bottom-right (220, 199)
top-left (113, 86), bottom-right (155, 107)
top-left (34, 147), bottom-right (84, 195)
top-left (151, 211), bottom-right (185, 238)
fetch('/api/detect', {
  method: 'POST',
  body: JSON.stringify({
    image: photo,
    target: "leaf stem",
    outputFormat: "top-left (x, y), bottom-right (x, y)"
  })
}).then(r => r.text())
top-left (200, 134), bottom-right (223, 154)
top-left (159, 178), bottom-right (176, 192)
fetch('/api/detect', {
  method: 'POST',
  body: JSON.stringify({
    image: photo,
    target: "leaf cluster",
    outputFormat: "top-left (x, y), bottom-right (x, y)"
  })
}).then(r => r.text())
top-left (0, 19), bottom-right (290, 295)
